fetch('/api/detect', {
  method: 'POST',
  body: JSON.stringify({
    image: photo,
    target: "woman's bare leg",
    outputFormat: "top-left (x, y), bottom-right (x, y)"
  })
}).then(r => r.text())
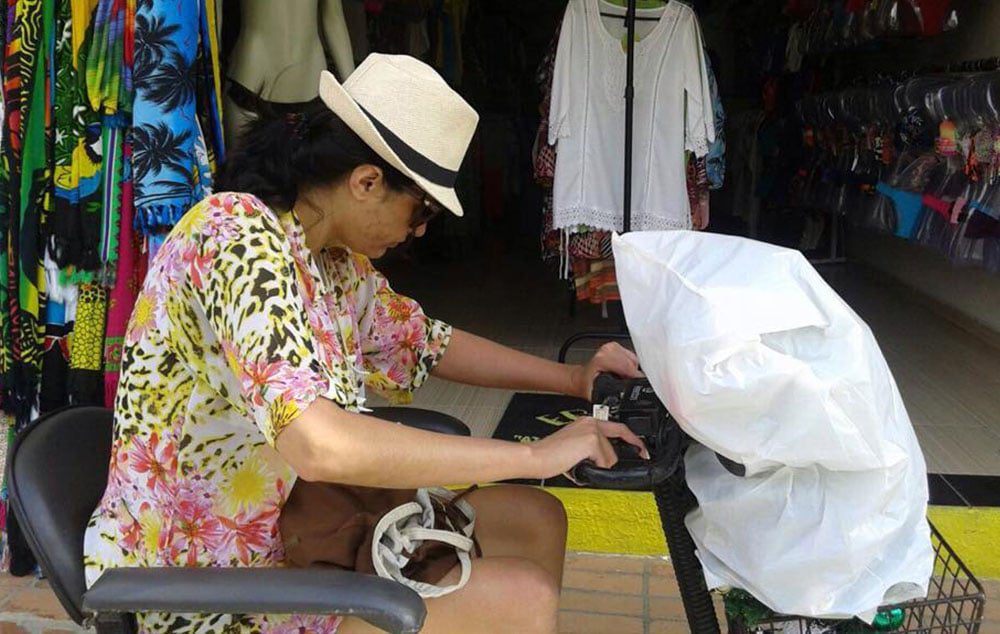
top-left (339, 485), bottom-right (568, 633)
top-left (461, 484), bottom-right (568, 586)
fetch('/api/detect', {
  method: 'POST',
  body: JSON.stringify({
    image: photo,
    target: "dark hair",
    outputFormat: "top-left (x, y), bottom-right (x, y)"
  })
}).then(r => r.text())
top-left (216, 99), bottom-right (410, 210)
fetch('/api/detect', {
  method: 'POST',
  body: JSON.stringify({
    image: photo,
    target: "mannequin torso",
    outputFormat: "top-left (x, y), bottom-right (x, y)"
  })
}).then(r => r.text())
top-left (225, 0), bottom-right (354, 145)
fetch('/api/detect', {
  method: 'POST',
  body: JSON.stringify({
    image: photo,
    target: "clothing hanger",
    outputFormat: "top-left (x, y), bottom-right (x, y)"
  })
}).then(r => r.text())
top-left (599, 0), bottom-right (665, 22)
top-left (602, 0), bottom-right (667, 9)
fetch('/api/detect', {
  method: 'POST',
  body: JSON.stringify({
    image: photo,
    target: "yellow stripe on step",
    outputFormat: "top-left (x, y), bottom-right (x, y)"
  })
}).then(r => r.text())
top-left (541, 487), bottom-right (1000, 579)
top-left (927, 506), bottom-right (1000, 579)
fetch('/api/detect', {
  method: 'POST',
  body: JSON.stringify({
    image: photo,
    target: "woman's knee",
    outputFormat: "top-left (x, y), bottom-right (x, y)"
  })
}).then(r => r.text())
top-left (417, 558), bottom-right (559, 633)
top-left (520, 487), bottom-right (568, 536)
top-left (497, 559), bottom-right (560, 629)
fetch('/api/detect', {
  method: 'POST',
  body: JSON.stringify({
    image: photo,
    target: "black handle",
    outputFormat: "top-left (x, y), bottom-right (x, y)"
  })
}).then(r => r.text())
top-left (569, 450), bottom-right (681, 490)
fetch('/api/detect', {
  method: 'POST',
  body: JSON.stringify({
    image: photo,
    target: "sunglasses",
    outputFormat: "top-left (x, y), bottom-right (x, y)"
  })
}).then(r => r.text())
top-left (404, 183), bottom-right (446, 229)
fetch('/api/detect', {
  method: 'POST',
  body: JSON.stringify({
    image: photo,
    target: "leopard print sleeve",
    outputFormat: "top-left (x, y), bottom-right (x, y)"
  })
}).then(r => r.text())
top-left (173, 194), bottom-right (347, 445)
top-left (353, 254), bottom-right (452, 405)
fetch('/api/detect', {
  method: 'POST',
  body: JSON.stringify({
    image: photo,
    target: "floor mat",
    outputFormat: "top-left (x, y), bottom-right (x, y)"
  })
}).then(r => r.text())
top-left (493, 394), bottom-right (1000, 505)
top-left (492, 392), bottom-right (593, 488)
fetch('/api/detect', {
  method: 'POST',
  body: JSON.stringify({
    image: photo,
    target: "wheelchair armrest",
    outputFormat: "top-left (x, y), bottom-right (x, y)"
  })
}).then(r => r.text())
top-left (370, 406), bottom-right (471, 436)
top-left (82, 567), bottom-right (426, 634)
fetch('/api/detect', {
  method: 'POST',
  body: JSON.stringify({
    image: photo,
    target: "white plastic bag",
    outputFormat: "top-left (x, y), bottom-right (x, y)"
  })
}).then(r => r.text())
top-left (613, 231), bottom-right (933, 621)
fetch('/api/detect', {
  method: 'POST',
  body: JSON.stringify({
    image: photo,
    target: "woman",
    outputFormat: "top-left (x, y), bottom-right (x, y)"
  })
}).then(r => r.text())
top-left (84, 54), bottom-right (645, 634)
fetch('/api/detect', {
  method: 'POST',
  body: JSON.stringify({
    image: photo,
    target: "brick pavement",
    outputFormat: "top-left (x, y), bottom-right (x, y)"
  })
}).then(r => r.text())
top-left (0, 552), bottom-right (996, 633)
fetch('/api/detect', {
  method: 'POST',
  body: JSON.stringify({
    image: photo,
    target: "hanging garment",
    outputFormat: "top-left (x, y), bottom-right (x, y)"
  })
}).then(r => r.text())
top-left (897, 0), bottom-right (953, 37)
top-left (534, 22), bottom-right (562, 266)
top-left (103, 141), bottom-right (142, 407)
top-left (98, 125), bottom-right (124, 285)
top-left (687, 154), bottom-right (710, 230)
top-left (705, 50), bottom-right (725, 191)
top-left (12, 0), bottom-right (54, 424)
top-left (532, 23), bottom-right (559, 190)
top-left (966, 200), bottom-right (1000, 239)
top-left (876, 182), bottom-right (924, 239)
top-left (784, 22), bottom-right (804, 73)
top-left (72, 0), bottom-right (100, 55)
top-left (343, 0), bottom-right (370, 64)
top-left (68, 283), bottom-right (107, 406)
top-left (39, 293), bottom-right (72, 414)
top-left (573, 258), bottom-right (619, 304)
top-left (199, 0), bottom-right (224, 158)
top-left (51, 0), bottom-right (105, 280)
top-left (132, 0), bottom-right (214, 234)
top-left (3, 0), bottom-right (55, 578)
top-left (85, 0), bottom-right (129, 118)
top-left (922, 193), bottom-right (953, 222)
top-left (568, 231), bottom-right (613, 261)
top-left (730, 111), bottom-right (765, 237)
top-left (0, 34), bottom-right (12, 409)
top-left (0, 8), bottom-right (15, 569)
top-left (73, 0), bottom-right (104, 280)
top-left (549, 0), bottom-right (715, 232)
top-left (52, 0), bottom-right (80, 266)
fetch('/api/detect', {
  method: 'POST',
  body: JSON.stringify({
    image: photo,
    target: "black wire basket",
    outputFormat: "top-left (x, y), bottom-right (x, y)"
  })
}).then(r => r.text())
top-left (726, 522), bottom-right (986, 634)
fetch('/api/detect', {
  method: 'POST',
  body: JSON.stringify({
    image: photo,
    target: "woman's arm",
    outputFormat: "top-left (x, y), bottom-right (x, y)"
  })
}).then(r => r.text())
top-left (432, 328), bottom-right (579, 396)
top-left (276, 396), bottom-right (646, 487)
top-left (432, 328), bottom-right (642, 400)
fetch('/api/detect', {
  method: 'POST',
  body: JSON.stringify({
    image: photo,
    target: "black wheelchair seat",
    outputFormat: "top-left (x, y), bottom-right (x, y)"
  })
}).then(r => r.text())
top-left (6, 405), bottom-right (469, 633)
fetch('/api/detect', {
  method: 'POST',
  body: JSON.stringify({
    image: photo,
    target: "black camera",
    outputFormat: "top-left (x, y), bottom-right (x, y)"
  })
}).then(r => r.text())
top-left (574, 373), bottom-right (745, 489)
top-left (572, 373), bottom-right (685, 489)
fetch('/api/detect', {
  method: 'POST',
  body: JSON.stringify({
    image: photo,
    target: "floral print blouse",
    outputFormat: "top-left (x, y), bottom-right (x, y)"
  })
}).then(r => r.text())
top-left (83, 193), bottom-right (451, 634)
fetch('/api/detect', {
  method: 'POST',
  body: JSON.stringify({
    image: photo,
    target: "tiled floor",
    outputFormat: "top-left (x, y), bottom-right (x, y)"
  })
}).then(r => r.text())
top-left (1, 553), bottom-right (997, 633)
top-left (558, 553), bottom-right (727, 634)
top-left (376, 251), bottom-right (1000, 475)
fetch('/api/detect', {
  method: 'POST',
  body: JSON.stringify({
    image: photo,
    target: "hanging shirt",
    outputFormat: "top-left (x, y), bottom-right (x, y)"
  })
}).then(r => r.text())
top-left (83, 193), bottom-right (451, 634)
top-left (548, 0), bottom-right (715, 233)
top-left (705, 49), bottom-right (726, 191)
top-left (785, 22), bottom-right (804, 73)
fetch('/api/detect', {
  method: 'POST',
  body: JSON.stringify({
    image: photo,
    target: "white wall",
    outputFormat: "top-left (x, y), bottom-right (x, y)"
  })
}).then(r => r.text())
top-left (848, 232), bottom-right (1000, 333)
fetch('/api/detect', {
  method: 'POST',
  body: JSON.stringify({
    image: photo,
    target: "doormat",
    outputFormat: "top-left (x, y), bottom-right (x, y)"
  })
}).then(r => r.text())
top-left (492, 394), bottom-right (1000, 506)
top-left (492, 392), bottom-right (596, 488)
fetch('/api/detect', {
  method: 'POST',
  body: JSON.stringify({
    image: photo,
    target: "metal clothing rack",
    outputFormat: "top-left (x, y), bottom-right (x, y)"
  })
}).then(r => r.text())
top-left (559, 0), bottom-right (643, 358)
top-left (807, 210), bottom-right (847, 266)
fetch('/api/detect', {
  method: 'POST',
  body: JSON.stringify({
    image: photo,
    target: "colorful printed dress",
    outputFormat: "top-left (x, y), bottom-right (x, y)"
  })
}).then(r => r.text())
top-left (83, 192), bottom-right (451, 633)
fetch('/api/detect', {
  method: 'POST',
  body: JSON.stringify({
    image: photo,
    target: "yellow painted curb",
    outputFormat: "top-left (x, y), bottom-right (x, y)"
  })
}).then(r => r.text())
top-left (547, 487), bottom-right (667, 556)
top-left (928, 506), bottom-right (1000, 579)
top-left (544, 487), bottom-right (1000, 578)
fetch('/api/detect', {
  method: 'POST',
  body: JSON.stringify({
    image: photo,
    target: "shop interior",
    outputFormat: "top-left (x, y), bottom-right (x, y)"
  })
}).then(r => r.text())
top-left (244, 0), bottom-right (1000, 485)
top-left (1, 0), bottom-right (999, 614)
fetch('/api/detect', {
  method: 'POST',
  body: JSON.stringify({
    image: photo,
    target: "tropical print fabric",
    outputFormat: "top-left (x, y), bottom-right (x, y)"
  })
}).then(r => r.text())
top-left (131, 0), bottom-right (214, 235)
top-left (1, 0), bottom-right (225, 575)
top-left (103, 139), bottom-right (141, 408)
top-left (84, 193), bottom-right (451, 633)
top-left (12, 0), bottom-right (53, 424)
top-left (52, 0), bottom-right (105, 283)
top-left (84, 0), bottom-right (132, 117)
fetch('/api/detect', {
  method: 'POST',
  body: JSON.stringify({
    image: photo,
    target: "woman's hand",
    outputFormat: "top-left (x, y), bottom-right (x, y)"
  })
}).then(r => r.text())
top-left (527, 417), bottom-right (649, 480)
top-left (569, 342), bottom-right (644, 400)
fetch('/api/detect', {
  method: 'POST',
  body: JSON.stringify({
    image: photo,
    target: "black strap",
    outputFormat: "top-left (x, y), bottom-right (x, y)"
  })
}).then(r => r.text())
top-left (358, 104), bottom-right (458, 188)
top-left (225, 79), bottom-right (320, 114)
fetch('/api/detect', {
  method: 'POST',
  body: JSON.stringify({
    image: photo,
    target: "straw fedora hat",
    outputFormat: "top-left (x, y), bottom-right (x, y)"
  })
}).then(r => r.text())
top-left (319, 54), bottom-right (479, 217)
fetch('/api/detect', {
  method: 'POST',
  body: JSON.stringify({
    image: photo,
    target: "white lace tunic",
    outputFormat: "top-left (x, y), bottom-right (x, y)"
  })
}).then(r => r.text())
top-left (549, 0), bottom-right (715, 233)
